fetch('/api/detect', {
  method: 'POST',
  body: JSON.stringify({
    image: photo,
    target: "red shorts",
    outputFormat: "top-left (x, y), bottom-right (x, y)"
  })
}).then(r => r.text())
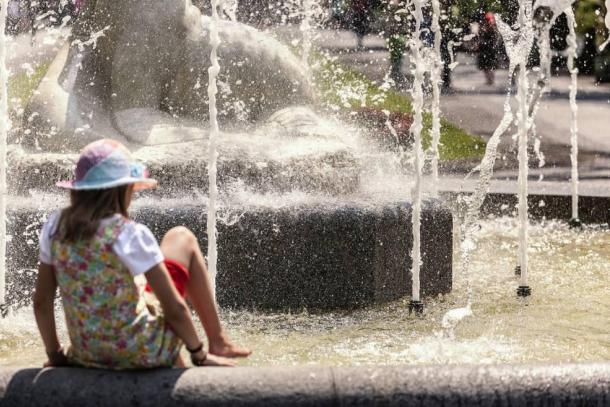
top-left (145, 259), bottom-right (190, 298)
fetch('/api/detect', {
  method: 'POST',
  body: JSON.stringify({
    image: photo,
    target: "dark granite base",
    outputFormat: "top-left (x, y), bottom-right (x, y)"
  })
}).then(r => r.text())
top-left (477, 193), bottom-right (610, 224)
top-left (0, 363), bottom-right (608, 407)
top-left (5, 200), bottom-right (452, 310)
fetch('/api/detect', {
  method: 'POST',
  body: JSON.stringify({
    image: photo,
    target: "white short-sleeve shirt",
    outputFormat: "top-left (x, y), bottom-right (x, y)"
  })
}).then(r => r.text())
top-left (39, 212), bottom-right (165, 277)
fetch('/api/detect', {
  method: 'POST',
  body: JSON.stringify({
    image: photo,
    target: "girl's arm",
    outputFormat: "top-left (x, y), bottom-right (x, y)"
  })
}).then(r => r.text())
top-left (145, 264), bottom-right (234, 367)
top-left (33, 263), bottom-right (68, 366)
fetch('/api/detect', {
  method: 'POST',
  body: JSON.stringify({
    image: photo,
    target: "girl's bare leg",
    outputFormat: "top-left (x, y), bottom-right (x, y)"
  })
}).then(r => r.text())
top-left (160, 227), bottom-right (251, 358)
top-left (174, 354), bottom-right (186, 368)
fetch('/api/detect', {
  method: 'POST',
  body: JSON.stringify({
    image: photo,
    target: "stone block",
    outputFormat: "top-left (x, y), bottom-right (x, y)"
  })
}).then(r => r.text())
top-left (8, 142), bottom-right (361, 196)
top-left (6, 200), bottom-right (452, 310)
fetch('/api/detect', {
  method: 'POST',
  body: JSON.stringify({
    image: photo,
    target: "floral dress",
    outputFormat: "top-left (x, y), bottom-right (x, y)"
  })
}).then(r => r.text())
top-left (50, 217), bottom-right (182, 369)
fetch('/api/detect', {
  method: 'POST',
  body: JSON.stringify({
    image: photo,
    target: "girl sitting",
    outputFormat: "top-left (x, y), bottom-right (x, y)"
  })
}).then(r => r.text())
top-left (34, 139), bottom-right (250, 369)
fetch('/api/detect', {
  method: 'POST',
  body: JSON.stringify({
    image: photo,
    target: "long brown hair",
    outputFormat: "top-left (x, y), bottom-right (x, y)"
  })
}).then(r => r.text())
top-left (57, 185), bottom-right (130, 242)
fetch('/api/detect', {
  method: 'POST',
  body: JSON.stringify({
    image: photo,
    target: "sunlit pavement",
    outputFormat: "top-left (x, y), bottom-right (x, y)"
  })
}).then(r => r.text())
top-left (297, 28), bottom-right (610, 182)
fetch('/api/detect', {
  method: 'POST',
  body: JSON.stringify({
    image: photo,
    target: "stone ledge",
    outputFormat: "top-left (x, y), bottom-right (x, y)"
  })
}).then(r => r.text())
top-left (0, 363), bottom-right (608, 406)
top-left (7, 140), bottom-right (361, 196)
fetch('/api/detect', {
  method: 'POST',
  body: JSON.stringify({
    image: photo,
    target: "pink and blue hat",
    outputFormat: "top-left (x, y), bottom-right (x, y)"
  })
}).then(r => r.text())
top-left (57, 139), bottom-right (157, 191)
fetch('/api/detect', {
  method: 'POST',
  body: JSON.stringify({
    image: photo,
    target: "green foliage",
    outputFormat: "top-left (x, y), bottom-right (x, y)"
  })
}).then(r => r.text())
top-left (315, 58), bottom-right (485, 161)
top-left (9, 59), bottom-right (487, 161)
top-left (575, 0), bottom-right (608, 45)
top-left (455, 0), bottom-right (505, 19)
top-left (424, 114), bottom-right (486, 161)
top-left (8, 62), bottom-right (50, 111)
top-left (576, 0), bottom-right (601, 32)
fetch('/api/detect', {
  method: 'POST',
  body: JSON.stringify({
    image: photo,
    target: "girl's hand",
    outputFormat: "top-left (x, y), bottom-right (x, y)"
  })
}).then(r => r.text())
top-left (191, 350), bottom-right (235, 367)
top-left (44, 348), bottom-right (69, 367)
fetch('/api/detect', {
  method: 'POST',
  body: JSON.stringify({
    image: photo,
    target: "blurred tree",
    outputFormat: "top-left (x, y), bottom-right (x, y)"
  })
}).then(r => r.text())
top-left (455, 0), bottom-right (505, 20)
top-left (574, 0), bottom-right (607, 74)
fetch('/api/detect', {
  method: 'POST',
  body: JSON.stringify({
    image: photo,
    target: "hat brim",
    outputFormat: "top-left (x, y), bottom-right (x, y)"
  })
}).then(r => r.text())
top-left (56, 177), bottom-right (158, 191)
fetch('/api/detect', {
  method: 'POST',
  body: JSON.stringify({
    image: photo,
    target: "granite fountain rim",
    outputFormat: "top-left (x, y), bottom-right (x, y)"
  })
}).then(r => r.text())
top-left (0, 361), bottom-right (607, 406)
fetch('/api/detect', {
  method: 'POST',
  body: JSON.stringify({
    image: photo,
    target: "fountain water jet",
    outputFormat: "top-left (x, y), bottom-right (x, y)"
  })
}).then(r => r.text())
top-left (529, 1), bottom-right (555, 169)
top-left (408, 0), bottom-right (426, 315)
top-left (457, 5), bottom-right (536, 303)
top-left (566, 7), bottom-right (580, 227)
top-left (429, 0), bottom-right (442, 199)
top-left (457, 34), bottom-right (517, 306)
top-left (207, 0), bottom-right (224, 298)
top-left (516, 0), bottom-right (534, 298)
top-left (0, 0), bottom-right (9, 308)
top-left (532, 0), bottom-right (579, 227)
top-left (300, 0), bottom-right (313, 68)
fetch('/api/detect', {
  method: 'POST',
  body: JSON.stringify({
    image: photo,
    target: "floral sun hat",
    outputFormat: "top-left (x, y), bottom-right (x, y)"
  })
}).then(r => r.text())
top-left (56, 139), bottom-right (157, 191)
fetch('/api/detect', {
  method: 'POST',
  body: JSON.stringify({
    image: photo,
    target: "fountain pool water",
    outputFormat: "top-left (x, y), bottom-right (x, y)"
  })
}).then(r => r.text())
top-left (0, 217), bottom-right (608, 366)
top-left (0, 0), bottom-right (608, 382)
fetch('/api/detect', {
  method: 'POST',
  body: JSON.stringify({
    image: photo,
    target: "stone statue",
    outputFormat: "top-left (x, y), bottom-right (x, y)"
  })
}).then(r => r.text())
top-left (24, 0), bottom-right (316, 152)
top-left (11, 0), bottom-right (364, 196)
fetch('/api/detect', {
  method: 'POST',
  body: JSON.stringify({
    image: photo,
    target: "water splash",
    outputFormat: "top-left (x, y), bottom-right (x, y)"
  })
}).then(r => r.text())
top-left (441, 304), bottom-right (472, 339)
top-left (409, 0), bottom-right (426, 304)
top-left (530, 2), bottom-right (553, 169)
top-left (207, 0), bottom-right (223, 298)
top-left (222, 0), bottom-right (238, 21)
top-left (458, 53), bottom-right (516, 306)
top-left (71, 25), bottom-right (110, 51)
top-left (565, 8), bottom-right (579, 221)
top-left (0, 0), bottom-right (10, 307)
top-left (530, 1), bottom-right (575, 170)
top-left (457, 6), bottom-right (536, 308)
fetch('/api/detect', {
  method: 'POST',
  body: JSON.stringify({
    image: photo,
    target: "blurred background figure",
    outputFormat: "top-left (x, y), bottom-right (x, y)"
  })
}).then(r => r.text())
top-left (477, 11), bottom-right (499, 86)
top-left (346, 0), bottom-right (380, 50)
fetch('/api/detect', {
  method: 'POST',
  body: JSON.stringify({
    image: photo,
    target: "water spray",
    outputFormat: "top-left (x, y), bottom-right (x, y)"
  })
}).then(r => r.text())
top-left (566, 7), bottom-right (581, 228)
top-left (300, 0), bottom-right (313, 68)
top-left (529, 1), bottom-right (556, 170)
top-left (458, 23), bottom-right (517, 306)
top-left (207, 0), bottom-right (223, 299)
top-left (409, 0), bottom-right (426, 316)
top-left (531, 1), bottom-right (579, 227)
top-left (0, 0), bottom-right (9, 311)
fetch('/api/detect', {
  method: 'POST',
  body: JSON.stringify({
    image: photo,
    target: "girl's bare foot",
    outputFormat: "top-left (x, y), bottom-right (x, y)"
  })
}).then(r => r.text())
top-left (200, 353), bottom-right (236, 367)
top-left (209, 335), bottom-right (251, 358)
